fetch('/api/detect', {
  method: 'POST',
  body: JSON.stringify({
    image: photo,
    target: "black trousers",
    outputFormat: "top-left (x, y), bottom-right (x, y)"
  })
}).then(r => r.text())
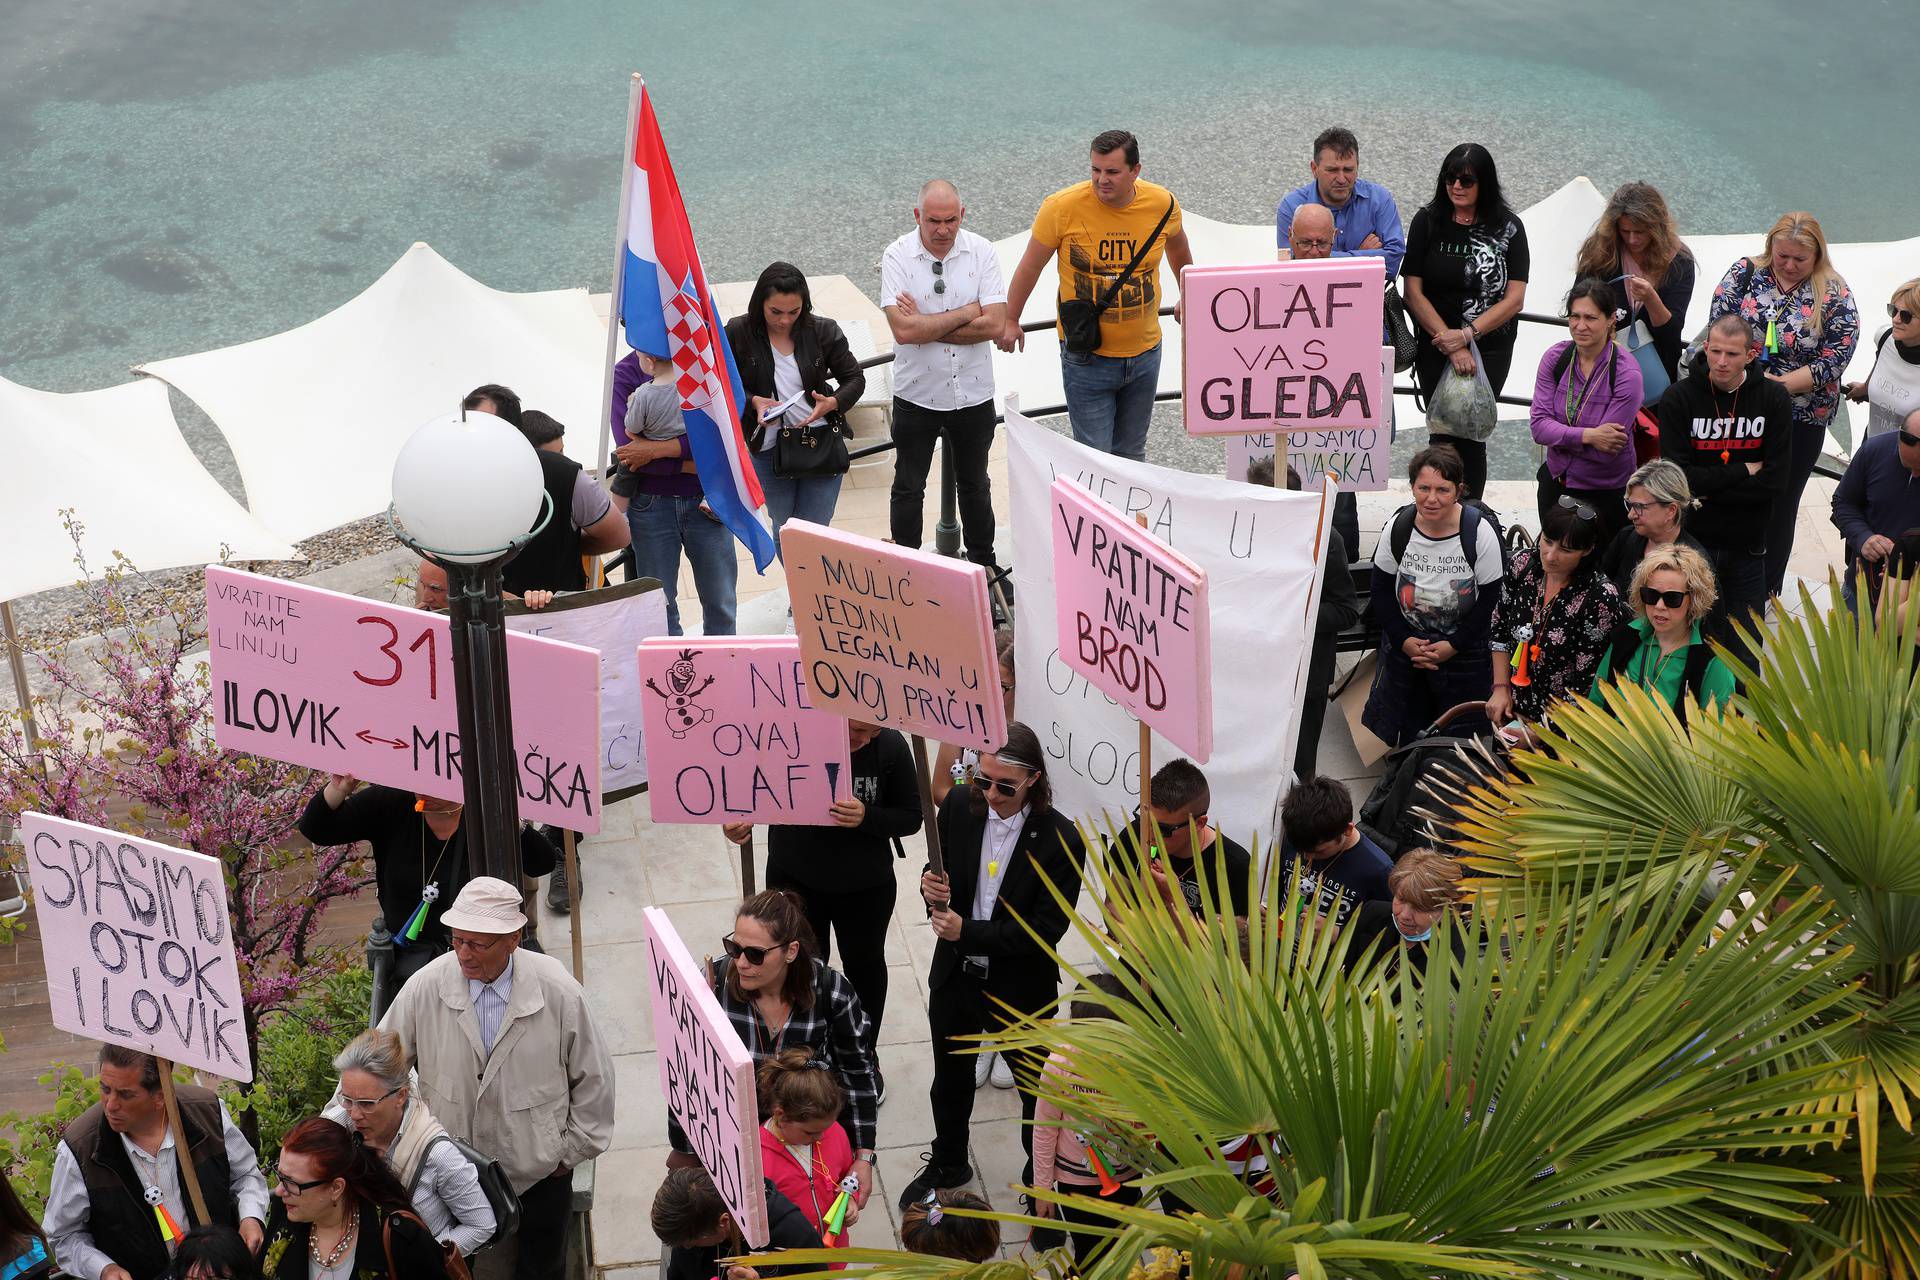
top-left (513, 1169), bottom-right (573, 1280)
top-left (1703, 541), bottom-right (1769, 672)
top-left (1414, 337), bottom-right (1516, 501)
top-left (890, 398), bottom-right (998, 563)
top-left (1765, 418), bottom-right (1827, 597)
top-left (1535, 463), bottom-right (1628, 547)
top-left (1059, 1182), bottom-right (1143, 1264)
top-left (927, 969), bottom-right (1047, 1171)
top-left (765, 866), bottom-right (897, 1053)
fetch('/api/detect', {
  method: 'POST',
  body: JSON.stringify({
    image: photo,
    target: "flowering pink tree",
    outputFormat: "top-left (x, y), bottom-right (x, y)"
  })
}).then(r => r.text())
top-left (0, 521), bottom-right (369, 1085)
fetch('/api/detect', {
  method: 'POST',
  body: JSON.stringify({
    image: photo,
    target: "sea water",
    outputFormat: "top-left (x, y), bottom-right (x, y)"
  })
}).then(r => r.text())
top-left (0, 0), bottom-right (1909, 488)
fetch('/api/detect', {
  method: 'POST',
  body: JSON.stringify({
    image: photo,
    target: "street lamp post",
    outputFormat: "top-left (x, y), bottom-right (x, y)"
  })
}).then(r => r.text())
top-left (389, 409), bottom-right (550, 886)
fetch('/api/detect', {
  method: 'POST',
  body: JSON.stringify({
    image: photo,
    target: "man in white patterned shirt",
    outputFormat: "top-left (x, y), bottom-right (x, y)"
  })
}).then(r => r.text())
top-left (881, 179), bottom-right (1008, 569)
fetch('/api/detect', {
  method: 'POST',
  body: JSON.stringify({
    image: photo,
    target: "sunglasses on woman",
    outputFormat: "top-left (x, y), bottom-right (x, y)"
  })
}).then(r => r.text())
top-left (1639, 586), bottom-right (1690, 608)
top-left (1555, 495), bottom-right (1598, 522)
top-left (979, 774), bottom-right (1029, 798)
top-left (721, 933), bottom-right (785, 965)
top-left (1890, 303), bottom-right (1916, 324)
top-left (1446, 172), bottom-right (1478, 188)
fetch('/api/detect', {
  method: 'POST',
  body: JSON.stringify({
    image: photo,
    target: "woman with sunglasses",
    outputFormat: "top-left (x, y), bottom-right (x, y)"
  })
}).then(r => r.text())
top-left (1845, 277), bottom-right (1920, 441)
top-left (325, 1029), bottom-right (495, 1259)
top-left (692, 891), bottom-right (880, 1211)
top-left (262, 1118), bottom-right (448, 1280)
top-left (1487, 496), bottom-right (1629, 729)
top-left (1401, 143), bottom-right (1530, 500)
top-left (726, 261), bottom-right (867, 561)
top-left (1588, 543), bottom-right (1735, 722)
top-left (1708, 211), bottom-right (1860, 597)
top-left (1574, 182), bottom-right (1696, 387)
top-left (1528, 278), bottom-right (1642, 542)
top-left (1600, 460), bottom-right (1709, 595)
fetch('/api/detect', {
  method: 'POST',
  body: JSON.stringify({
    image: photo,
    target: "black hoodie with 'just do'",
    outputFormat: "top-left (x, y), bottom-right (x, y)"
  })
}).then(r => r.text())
top-left (1656, 361), bottom-right (1793, 556)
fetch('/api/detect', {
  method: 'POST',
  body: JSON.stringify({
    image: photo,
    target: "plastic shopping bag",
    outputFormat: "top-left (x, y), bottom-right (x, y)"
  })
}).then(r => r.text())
top-left (1424, 333), bottom-right (1498, 441)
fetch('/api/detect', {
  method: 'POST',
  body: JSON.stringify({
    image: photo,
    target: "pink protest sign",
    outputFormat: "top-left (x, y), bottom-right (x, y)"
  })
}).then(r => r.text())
top-left (206, 566), bottom-right (602, 831)
top-left (644, 907), bottom-right (768, 1246)
top-left (639, 637), bottom-right (852, 825)
top-left (1050, 480), bottom-right (1213, 761)
top-left (1226, 349), bottom-right (1397, 492)
top-left (1182, 257), bottom-right (1386, 436)
top-left (23, 813), bottom-right (252, 1081)
top-left (782, 520), bottom-right (1006, 751)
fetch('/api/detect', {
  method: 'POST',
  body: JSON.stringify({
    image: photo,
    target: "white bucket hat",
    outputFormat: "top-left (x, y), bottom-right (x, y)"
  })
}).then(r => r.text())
top-left (438, 876), bottom-right (528, 934)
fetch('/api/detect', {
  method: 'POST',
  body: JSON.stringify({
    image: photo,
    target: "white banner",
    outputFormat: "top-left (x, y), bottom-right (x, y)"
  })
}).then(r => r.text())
top-left (1007, 403), bottom-right (1330, 848)
top-left (506, 580), bottom-right (671, 803)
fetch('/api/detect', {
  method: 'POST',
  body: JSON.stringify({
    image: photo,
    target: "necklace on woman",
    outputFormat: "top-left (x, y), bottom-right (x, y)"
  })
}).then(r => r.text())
top-left (1565, 354), bottom-right (1598, 424)
top-left (397, 816), bottom-right (456, 947)
top-left (750, 998), bottom-right (791, 1056)
top-left (309, 1216), bottom-right (356, 1269)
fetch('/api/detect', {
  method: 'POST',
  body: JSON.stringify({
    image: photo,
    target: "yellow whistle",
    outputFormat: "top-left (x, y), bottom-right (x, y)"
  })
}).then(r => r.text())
top-left (988, 860), bottom-right (999, 879)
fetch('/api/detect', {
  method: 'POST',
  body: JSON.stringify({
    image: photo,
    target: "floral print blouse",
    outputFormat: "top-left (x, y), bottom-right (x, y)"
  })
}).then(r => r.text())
top-left (1488, 550), bottom-right (1631, 723)
top-left (1708, 257), bottom-right (1860, 431)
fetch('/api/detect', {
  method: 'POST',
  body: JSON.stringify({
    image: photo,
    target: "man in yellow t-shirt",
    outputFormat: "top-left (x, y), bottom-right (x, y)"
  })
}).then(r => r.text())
top-left (999, 129), bottom-right (1192, 460)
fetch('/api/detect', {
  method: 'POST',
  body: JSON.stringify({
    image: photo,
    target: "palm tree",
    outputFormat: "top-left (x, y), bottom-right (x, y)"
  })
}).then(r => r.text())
top-left (781, 830), bottom-right (1854, 1280)
top-left (1446, 584), bottom-right (1920, 1277)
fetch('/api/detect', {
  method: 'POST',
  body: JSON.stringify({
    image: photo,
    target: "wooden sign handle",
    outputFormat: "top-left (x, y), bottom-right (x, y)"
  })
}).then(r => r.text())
top-left (740, 831), bottom-right (757, 898)
top-left (910, 734), bottom-right (946, 880)
top-left (563, 830), bottom-right (584, 980)
top-left (156, 1059), bottom-right (211, 1226)
top-left (1133, 513), bottom-right (1155, 859)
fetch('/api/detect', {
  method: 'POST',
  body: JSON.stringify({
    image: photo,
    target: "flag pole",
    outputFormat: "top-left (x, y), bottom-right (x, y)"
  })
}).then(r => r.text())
top-left (593, 72), bottom-right (646, 491)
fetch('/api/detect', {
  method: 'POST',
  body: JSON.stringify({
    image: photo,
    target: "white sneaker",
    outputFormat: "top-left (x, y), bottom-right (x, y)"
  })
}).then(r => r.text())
top-left (974, 1052), bottom-right (994, 1089)
top-left (991, 1053), bottom-right (1016, 1090)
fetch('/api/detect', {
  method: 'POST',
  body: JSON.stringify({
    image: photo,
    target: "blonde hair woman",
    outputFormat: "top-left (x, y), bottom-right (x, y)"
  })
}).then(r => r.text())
top-left (1845, 276), bottom-right (1920, 440)
top-left (1575, 181), bottom-right (1696, 383)
top-left (328, 1029), bottom-right (496, 1257)
top-left (1344, 847), bottom-right (1468, 974)
top-left (1708, 211), bottom-right (1861, 596)
top-left (1589, 543), bottom-right (1736, 723)
top-left (1599, 458), bottom-right (1707, 593)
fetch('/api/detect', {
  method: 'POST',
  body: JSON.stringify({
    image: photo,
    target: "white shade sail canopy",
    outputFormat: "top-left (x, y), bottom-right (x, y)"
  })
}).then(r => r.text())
top-left (0, 374), bottom-right (300, 602)
top-left (135, 243), bottom-right (611, 543)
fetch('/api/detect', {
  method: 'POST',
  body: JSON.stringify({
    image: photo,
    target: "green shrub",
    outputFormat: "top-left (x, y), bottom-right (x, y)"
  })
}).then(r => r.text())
top-left (224, 966), bottom-right (373, 1161)
top-left (0, 1065), bottom-right (101, 1216)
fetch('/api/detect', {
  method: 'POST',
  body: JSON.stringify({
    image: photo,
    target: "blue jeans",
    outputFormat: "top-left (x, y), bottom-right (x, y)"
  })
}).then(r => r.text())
top-left (626, 492), bottom-right (738, 636)
top-left (752, 450), bottom-right (844, 560)
top-left (1060, 344), bottom-right (1161, 461)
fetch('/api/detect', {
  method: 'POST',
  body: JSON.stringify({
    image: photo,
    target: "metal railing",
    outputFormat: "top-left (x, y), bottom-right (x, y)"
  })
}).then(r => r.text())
top-left (846, 306), bottom-right (1578, 554)
top-left (847, 304), bottom-right (1848, 537)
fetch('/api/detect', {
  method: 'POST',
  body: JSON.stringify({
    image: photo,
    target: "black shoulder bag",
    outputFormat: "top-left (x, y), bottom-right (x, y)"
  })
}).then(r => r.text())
top-left (1057, 197), bottom-right (1176, 356)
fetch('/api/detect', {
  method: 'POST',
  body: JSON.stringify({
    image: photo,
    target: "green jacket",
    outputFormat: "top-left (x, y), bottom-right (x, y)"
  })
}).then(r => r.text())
top-left (1588, 618), bottom-right (1736, 713)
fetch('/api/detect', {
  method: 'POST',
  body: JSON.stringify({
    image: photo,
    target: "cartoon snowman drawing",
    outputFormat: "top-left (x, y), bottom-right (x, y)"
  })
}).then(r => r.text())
top-left (645, 649), bottom-right (716, 739)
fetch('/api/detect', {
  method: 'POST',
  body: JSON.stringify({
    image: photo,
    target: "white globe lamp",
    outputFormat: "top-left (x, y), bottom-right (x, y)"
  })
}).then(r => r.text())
top-left (390, 409), bottom-right (546, 561)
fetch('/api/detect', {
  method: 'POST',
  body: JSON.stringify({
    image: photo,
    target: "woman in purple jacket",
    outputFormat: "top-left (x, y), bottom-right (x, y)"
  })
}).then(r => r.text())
top-left (1529, 277), bottom-right (1643, 543)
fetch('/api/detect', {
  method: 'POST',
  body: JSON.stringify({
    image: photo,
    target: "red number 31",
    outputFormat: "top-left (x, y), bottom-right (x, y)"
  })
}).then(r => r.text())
top-left (352, 616), bottom-right (439, 700)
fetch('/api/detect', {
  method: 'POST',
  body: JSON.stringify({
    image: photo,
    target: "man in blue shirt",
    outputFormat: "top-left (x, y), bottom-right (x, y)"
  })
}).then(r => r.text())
top-left (1832, 406), bottom-right (1920, 607)
top-left (1274, 127), bottom-right (1404, 277)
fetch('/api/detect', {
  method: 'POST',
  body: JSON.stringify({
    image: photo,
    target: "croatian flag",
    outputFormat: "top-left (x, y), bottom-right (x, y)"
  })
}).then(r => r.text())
top-left (621, 85), bottom-right (776, 571)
